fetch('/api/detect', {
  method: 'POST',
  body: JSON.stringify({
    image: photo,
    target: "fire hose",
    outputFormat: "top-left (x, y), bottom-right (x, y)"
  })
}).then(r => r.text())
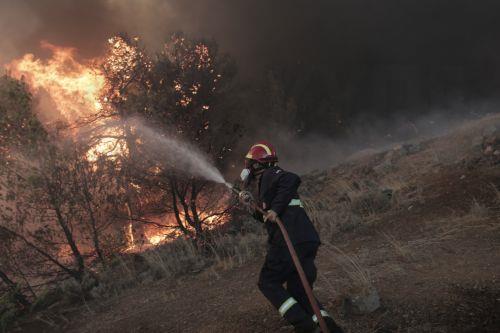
top-left (230, 186), bottom-right (330, 333)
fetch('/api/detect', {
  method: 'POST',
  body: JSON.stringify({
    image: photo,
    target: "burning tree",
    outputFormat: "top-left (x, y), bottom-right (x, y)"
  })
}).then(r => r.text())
top-left (0, 76), bottom-right (117, 288)
top-left (91, 33), bottom-right (240, 244)
top-left (142, 33), bottom-right (240, 241)
top-left (5, 32), bottom-right (241, 254)
top-left (0, 77), bottom-right (81, 289)
top-left (2, 31), bottom-right (242, 266)
top-left (0, 29), bottom-right (247, 331)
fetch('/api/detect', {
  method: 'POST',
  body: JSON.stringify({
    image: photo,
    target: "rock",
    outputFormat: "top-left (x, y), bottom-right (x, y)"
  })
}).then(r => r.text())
top-left (343, 287), bottom-right (380, 314)
top-left (482, 129), bottom-right (500, 148)
top-left (484, 146), bottom-right (494, 155)
top-left (381, 188), bottom-right (393, 200)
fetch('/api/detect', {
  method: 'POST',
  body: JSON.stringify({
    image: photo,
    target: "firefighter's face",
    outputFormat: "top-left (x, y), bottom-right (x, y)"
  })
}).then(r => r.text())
top-left (240, 160), bottom-right (265, 183)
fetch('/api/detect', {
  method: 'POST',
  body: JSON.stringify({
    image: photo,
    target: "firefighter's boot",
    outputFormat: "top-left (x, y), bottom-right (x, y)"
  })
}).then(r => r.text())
top-left (293, 317), bottom-right (320, 333)
top-left (312, 311), bottom-right (344, 333)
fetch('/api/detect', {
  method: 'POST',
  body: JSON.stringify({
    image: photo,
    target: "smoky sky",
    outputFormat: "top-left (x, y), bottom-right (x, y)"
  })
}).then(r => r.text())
top-left (2, 0), bottom-right (500, 71)
top-left (3, 0), bottom-right (500, 103)
top-left (2, 0), bottom-right (500, 172)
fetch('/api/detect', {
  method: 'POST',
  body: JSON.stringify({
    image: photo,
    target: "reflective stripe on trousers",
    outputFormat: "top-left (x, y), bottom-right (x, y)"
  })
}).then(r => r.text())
top-left (312, 310), bottom-right (330, 323)
top-left (279, 297), bottom-right (298, 317)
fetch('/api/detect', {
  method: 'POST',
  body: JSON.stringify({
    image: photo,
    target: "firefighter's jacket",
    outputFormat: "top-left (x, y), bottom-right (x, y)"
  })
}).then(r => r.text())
top-left (257, 166), bottom-right (320, 247)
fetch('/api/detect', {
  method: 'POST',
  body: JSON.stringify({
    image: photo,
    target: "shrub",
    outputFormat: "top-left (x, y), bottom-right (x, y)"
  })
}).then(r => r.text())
top-left (0, 291), bottom-right (22, 333)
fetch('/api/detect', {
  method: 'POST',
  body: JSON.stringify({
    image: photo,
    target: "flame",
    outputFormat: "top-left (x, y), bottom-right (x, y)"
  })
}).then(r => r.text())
top-left (5, 38), bottom-right (230, 251)
top-left (141, 207), bottom-right (230, 247)
top-left (148, 234), bottom-right (167, 246)
top-left (5, 41), bottom-right (130, 160)
top-left (7, 41), bottom-right (105, 123)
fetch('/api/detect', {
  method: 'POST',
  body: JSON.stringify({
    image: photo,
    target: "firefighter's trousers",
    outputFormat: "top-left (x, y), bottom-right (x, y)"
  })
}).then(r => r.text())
top-left (258, 241), bottom-right (324, 326)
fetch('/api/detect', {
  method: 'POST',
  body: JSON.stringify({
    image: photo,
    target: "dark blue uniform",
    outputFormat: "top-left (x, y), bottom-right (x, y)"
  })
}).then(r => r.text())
top-left (258, 166), bottom-right (320, 247)
top-left (256, 166), bottom-right (328, 331)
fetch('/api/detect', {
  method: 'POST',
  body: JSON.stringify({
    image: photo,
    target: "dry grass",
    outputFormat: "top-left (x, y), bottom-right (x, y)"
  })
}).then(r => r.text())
top-left (142, 239), bottom-right (203, 278)
top-left (378, 174), bottom-right (408, 193)
top-left (87, 218), bottom-right (266, 299)
top-left (379, 225), bottom-right (465, 260)
top-left (380, 232), bottom-right (414, 261)
top-left (303, 197), bottom-right (362, 242)
top-left (469, 198), bottom-right (490, 218)
top-left (321, 242), bottom-right (372, 294)
top-left (207, 230), bottom-right (266, 270)
top-left (302, 178), bottom-right (395, 238)
top-left (490, 183), bottom-right (500, 204)
top-left (408, 209), bottom-right (496, 251)
top-left (330, 178), bottom-right (359, 199)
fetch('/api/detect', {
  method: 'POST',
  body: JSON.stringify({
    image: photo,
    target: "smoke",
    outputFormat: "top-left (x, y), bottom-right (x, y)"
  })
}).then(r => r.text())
top-left (4, 0), bottom-right (500, 70)
top-left (3, 0), bottom-right (500, 174)
top-left (238, 99), bottom-right (500, 174)
top-left (0, 2), bottom-right (40, 64)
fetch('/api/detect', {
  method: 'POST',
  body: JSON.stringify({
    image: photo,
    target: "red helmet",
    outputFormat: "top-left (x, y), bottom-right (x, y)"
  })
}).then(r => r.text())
top-left (245, 141), bottom-right (278, 164)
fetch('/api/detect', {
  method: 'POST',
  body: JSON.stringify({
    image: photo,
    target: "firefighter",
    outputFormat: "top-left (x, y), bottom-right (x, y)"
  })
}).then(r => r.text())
top-left (239, 141), bottom-right (343, 333)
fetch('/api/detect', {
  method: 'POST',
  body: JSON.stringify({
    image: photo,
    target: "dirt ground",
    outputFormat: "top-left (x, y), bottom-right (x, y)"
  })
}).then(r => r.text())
top-left (19, 118), bottom-right (500, 333)
top-left (60, 219), bottom-right (500, 332)
top-left (47, 167), bottom-right (498, 333)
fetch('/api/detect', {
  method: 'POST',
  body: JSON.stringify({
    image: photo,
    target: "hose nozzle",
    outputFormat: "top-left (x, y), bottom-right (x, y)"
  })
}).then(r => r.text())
top-left (224, 182), bottom-right (254, 206)
top-left (238, 190), bottom-right (253, 205)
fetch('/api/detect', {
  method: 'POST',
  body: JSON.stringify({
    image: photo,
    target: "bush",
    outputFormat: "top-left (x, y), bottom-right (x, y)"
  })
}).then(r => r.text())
top-left (2, 216), bottom-right (266, 329)
top-left (87, 217), bottom-right (265, 299)
top-left (31, 287), bottom-right (64, 313)
top-left (0, 291), bottom-right (21, 332)
top-left (141, 238), bottom-right (207, 279)
top-left (350, 189), bottom-right (393, 217)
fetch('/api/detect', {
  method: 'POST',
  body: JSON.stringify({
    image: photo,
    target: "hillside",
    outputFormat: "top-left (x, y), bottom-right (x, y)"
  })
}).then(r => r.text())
top-left (20, 115), bottom-right (500, 333)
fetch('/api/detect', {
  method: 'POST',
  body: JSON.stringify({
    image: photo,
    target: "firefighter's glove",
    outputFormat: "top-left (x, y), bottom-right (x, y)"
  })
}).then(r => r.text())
top-left (264, 210), bottom-right (278, 223)
top-left (238, 191), bottom-right (253, 205)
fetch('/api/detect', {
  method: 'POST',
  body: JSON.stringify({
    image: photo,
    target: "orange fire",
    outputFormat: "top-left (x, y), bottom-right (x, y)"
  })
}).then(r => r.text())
top-left (7, 41), bottom-right (105, 123)
top-left (4, 39), bottom-right (230, 250)
top-left (7, 41), bottom-right (131, 161)
top-left (5, 41), bottom-right (137, 246)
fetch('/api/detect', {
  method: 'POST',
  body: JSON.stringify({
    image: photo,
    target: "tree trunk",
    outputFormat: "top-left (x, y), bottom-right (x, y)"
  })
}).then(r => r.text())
top-left (124, 201), bottom-right (135, 248)
top-left (88, 207), bottom-right (105, 264)
top-left (78, 163), bottom-right (105, 264)
top-left (51, 202), bottom-right (85, 281)
top-left (189, 180), bottom-right (203, 239)
top-left (0, 269), bottom-right (30, 308)
top-left (176, 185), bottom-right (195, 232)
top-left (44, 177), bottom-right (85, 280)
top-left (169, 178), bottom-right (191, 236)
